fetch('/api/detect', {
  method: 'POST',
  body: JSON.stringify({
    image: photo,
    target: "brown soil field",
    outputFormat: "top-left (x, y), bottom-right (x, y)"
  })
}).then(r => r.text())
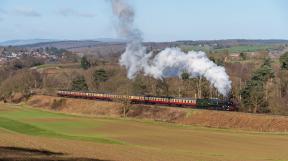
top-left (27, 95), bottom-right (288, 132)
top-left (1, 126), bottom-right (288, 161)
top-left (1, 103), bottom-right (288, 161)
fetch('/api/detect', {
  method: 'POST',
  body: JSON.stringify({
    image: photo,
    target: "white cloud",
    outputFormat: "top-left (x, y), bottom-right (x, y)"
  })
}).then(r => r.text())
top-left (78, 13), bottom-right (96, 18)
top-left (58, 8), bottom-right (96, 18)
top-left (14, 8), bottom-right (41, 17)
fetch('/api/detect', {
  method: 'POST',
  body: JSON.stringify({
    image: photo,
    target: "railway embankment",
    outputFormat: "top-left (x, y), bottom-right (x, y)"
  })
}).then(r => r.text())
top-left (27, 95), bottom-right (288, 132)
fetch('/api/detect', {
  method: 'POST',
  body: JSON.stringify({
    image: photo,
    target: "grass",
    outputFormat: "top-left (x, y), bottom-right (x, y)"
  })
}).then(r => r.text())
top-left (1, 104), bottom-right (288, 161)
top-left (34, 63), bottom-right (79, 69)
top-left (214, 45), bottom-right (279, 53)
top-left (0, 117), bottom-right (53, 135)
top-left (179, 45), bottom-right (211, 53)
top-left (0, 116), bottom-right (122, 144)
top-left (1, 104), bottom-right (286, 137)
top-left (0, 105), bottom-right (123, 144)
top-left (180, 44), bottom-right (280, 53)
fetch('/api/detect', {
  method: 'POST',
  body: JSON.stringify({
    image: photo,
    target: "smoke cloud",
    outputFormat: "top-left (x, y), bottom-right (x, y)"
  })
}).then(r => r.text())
top-left (111, 0), bottom-right (147, 79)
top-left (110, 0), bottom-right (231, 96)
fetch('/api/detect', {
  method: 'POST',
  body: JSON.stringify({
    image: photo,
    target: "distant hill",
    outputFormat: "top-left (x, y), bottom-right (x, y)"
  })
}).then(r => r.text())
top-left (1, 39), bottom-right (287, 58)
top-left (0, 39), bottom-right (57, 46)
top-left (0, 38), bottom-right (125, 47)
top-left (176, 39), bottom-right (288, 47)
top-left (1, 39), bottom-right (287, 49)
top-left (19, 40), bottom-right (126, 50)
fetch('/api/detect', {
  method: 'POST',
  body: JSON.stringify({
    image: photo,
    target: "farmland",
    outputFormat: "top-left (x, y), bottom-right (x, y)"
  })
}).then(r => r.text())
top-left (0, 103), bottom-right (288, 161)
top-left (179, 44), bottom-right (281, 53)
top-left (214, 45), bottom-right (280, 53)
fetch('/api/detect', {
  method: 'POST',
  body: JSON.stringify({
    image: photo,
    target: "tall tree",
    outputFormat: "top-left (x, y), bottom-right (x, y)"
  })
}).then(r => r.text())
top-left (239, 52), bottom-right (247, 60)
top-left (92, 69), bottom-right (109, 90)
top-left (181, 71), bottom-right (190, 81)
top-left (280, 70), bottom-right (288, 97)
top-left (240, 58), bottom-right (274, 113)
top-left (71, 75), bottom-right (88, 91)
top-left (241, 80), bottom-right (268, 113)
top-left (155, 79), bottom-right (169, 96)
top-left (280, 52), bottom-right (288, 70)
top-left (132, 76), bottom-right (147, 95)
top-left (93, 69), bottom-right (108, 83)
top-left (80, 56), bottom-right (91, 70)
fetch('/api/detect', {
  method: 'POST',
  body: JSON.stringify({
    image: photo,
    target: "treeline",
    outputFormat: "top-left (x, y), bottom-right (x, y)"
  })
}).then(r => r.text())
top-left (240, 52), bottom-right (288, 113)
top-left (55, 53), bottom-right (288, 114)
top-left (0, 51), bottom-right (288, 115)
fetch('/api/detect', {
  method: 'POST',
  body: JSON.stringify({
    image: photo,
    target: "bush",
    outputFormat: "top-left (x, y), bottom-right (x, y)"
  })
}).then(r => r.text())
top-left (0, 69), bottom-right (42, 99)
top-left (93, 69), bottom-right (108, 83)
top-left (280, 52), bottom-right (288, 70)
top-left (71, 75), bottom-right (88, 91)
top-left (51, 98), bottom-right (66, 110)
top-left (240, 52), bottom-right (247, 60)
top-left (80, 56), bottom-right (91, 70)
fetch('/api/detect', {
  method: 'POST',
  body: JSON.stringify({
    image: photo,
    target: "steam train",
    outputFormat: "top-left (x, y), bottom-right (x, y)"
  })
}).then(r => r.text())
top-left (57, 90), bottom-right (236, 111)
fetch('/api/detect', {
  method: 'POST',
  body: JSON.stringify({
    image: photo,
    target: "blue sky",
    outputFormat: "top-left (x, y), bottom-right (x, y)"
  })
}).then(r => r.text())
top-left (0, 0), bottom-right (287, 42)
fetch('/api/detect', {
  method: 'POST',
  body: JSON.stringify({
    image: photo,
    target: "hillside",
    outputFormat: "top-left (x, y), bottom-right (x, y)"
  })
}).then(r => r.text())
top-left (27, 95), bottom-right (288, 132)
top-left (12, 39), bottom-right (288, 49)
top-left (13, 39), bottom-right (288, 58)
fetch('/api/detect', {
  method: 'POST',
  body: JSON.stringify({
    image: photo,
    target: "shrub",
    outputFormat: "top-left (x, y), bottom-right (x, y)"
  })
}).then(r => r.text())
top-left (71, 75), bottom-right (88, 91)
top-left (280, 52), bottom-right (288, 70)
top-left (80, 56), bottom-right (91, 70)
top-left (51, 98), bottom-right (66, 110)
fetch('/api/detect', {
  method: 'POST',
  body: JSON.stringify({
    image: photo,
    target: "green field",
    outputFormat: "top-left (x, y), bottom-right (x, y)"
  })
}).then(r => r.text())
top-left (214, 45), bottom-right (279, 53)
top-left (0, 104), bottom-right (122, 144)
top-left (180, 44), bottom-right (279, 53)
top-left (1, 103), bottom-right (288, 161)
top-left (33, 63), bottom-right (80, 69)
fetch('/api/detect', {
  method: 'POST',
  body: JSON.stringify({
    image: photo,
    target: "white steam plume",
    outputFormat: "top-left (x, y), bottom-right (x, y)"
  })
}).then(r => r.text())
top-left (111, 0), bottom-right (147, 79)
top-left (110, 0), bottom-right (231, 96)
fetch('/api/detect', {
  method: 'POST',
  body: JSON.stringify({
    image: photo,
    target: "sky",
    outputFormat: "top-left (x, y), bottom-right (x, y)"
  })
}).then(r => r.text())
top-left (0, 0), bottom-right (287, 42)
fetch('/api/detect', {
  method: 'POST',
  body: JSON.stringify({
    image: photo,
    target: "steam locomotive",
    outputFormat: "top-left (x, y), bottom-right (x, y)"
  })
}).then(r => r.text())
top-left (57, 90), bottom-right (236, 111)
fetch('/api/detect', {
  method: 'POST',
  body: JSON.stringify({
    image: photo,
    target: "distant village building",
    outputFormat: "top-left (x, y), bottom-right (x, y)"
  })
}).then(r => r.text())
top-left (229, 53), bottom-right (240, 61)
top-left (0, 46), bottom-right (64, 63)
